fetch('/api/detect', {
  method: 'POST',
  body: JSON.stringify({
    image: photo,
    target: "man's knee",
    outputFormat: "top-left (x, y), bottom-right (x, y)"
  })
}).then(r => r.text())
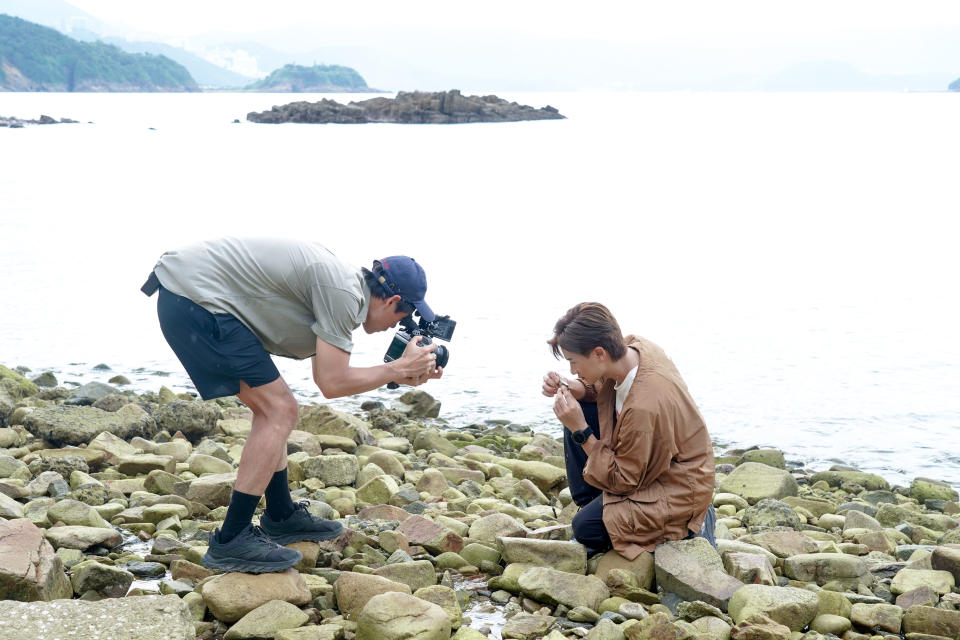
top-left (240, 380), bottom-right (299, 431)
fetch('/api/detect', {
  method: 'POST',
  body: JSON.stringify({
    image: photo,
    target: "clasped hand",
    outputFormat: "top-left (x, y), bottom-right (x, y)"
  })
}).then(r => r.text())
top-left (543, 372), bottom-right (587, 432)
top-left (395, 335), bottom-right (443, 387)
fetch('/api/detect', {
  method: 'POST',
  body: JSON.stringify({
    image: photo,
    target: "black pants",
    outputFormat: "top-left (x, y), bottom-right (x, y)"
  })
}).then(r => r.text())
top-left (564, 400), bottom-right (717, 553)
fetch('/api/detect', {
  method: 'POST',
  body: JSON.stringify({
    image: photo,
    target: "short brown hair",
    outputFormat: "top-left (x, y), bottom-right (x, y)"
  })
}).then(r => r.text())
top-left (548, 302), bottom-right (627, 360)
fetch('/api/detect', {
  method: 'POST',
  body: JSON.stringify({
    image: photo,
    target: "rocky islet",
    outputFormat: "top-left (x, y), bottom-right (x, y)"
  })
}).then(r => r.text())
top-left (0, 362), bottom-right (959, 640)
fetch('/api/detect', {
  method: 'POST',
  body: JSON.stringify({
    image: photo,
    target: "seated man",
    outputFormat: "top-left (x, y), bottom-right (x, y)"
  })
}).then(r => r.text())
top-left (542, 302), bottom-right (716, 559)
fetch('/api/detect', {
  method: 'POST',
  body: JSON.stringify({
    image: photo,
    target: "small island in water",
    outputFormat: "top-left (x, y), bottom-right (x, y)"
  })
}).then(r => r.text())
top-left (242, 63), bottom-right (375, 92)
top-left (246, 89), bottom-right (564, 124)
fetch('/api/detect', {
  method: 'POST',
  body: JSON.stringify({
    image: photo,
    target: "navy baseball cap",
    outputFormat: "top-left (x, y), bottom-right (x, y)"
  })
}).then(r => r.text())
top-left (376, 256), bottom-right (435, 322)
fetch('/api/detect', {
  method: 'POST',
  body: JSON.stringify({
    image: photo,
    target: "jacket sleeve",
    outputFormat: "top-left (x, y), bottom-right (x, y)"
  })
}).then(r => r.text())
top-left (580, 406), bottom-right (672, 496)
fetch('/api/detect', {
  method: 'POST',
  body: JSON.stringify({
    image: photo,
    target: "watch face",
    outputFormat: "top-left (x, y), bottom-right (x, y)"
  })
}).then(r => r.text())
top-left (573, 430), bottom-right (587, 444)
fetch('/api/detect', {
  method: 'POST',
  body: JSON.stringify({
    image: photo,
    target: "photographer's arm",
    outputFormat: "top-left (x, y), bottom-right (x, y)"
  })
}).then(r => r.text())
top-left (312, 336), bottom-right (441, 399)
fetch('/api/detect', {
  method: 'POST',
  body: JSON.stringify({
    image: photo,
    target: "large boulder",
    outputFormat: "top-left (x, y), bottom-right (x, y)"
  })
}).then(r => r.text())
top-left (809, 470), bottom-right (889, 491)
top-left (718, 462), bottom-right (798, 504)
top-left (411, 429), bottom-right (459, 456)
top-left (655, 538), bottom-right (745, 610)
top-left (296, 404), bottom-right (375, 444)
top-left (500, 537), bottom-right (586, 574)
top-left (46, 498), bottom-right (111, 528)
top-left (413, 585), bottom-right (462, 630)
top-left (332, 571), bottom-right (411, 620)
top-left (70, 559), bottom-right (135, 597)
top-left (44, 525), bottom-right (123, 551)
top-left (356, 591), bottom-right (450, 640)
top-left (516, 566), bottom-right (609, 611)
top-left (0, 594), bottom-right (194, 640)
top-left (889, 568), bottom-right (955, 595)
top-left (902, 605), bottom-right (960, 638)
top-left (398, 515), bottom-right (463, 554)
top-left (184, 472), bottom-right (236, 508)
top-left (21, 404), bottom-right (157, 446)
top-left (741, 499), bottom-right (803, 530)
top-left (910, 477), bottom-right (959, 503)
top-left (728, 585), bottom-right (819, 631)
top-left (64, 381), bottom-right (120, 406)
top-left (373, 560), bottom-right (436, 592)
top-left (0, 518), bottom-right (72, 601)
top-left (87, 431), bottom-right (139, 462)
top-left (494, 458), bottom-right (567, 493)
top-left (153, 400), bottom-right (222, 442)
top-left (200, 569), bottom-right (311, 623)
top-left (876, 503), bottom-right (958, 532)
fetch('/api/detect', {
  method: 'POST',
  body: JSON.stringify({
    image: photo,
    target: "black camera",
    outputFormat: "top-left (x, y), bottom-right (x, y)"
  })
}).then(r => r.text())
top-left (383, 314), bottom-right (456, 388)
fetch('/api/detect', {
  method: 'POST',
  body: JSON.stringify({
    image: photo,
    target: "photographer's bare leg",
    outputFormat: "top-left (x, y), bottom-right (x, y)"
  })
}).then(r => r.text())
top-left (235, 378), bottom-right (298, 495)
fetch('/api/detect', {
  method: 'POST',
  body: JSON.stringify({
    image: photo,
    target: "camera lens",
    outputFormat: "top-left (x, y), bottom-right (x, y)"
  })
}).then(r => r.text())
top-left (434, 345), bottom-right (449, 369)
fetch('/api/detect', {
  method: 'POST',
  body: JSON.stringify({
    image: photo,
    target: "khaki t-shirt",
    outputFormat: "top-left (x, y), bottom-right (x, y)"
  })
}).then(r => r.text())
top-left (153, 237), bottom-right (370, 359)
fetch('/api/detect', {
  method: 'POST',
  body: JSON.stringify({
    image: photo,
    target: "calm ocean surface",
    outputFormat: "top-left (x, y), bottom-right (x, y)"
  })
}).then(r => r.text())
top-left (1, 90), bottom-right (958, 488)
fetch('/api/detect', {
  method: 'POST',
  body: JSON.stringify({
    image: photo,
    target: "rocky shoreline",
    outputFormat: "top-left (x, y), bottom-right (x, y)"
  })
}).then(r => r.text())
top-left (1, 363), bottom-right (959, 640)
top-left (1, 114), bottom-right (79, 128)
top-left (246, 89), bottom-right (565, 124)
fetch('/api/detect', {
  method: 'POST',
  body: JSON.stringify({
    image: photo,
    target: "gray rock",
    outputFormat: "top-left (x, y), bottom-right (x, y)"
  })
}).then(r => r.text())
top-left (22, 404), bottom-right (157, 446)
top-left (30, 372), bottom-right (58, 387)
top-left (201, 569), bottom-right (313, 623)
top-left (468, 512), bottom-right (527, 542)
top-left (183, 472), bottom-right (236, 508)
top-left (741, 498), bottom-right (803, 530)
top-left (222, 599), bottom-right (310, 640)
top-left (70, 559), bottom-right (135, 597)
top-left (296, 404), bottom-right (375, 444)
top-left (64, 381), bottom-right (119, 406)
top-left (153, 400), bottom-right (221, 442)
top-left (44, 525), bottom-right (123, 551)
top-left (393, 390), bottom-right (442, 418)
top-left (373, 560), bottom-right (437, 592)
top-left (0, 594), bottom-right (194, 640)
top-left (247, 90), bottom-right (565, 125)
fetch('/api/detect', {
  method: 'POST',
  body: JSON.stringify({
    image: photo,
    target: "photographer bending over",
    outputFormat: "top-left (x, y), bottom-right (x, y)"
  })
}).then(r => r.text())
top-left (542, 302), bottom-right (715, 559)
top-left (143, 237), bottom-right (442, 573)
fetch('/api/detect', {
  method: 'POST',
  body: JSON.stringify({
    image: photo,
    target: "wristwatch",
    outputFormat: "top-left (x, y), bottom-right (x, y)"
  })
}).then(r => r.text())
top-left (571, 428), bottom-right (591, 445)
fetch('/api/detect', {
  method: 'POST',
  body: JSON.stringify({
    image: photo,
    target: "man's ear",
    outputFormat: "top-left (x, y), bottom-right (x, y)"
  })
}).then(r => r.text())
top-left (593, 346), bottom-right (606, 360)
top-left (387, 294), bottom-right (403, 310)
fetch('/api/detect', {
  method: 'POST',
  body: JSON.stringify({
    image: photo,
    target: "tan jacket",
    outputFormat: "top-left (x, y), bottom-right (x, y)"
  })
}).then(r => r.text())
top-left (580, 336), bottom-right (715, 560)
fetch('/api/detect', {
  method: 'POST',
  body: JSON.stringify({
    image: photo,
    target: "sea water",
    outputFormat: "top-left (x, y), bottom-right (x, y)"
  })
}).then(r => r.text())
top-left (1, 90), bottom-right (958, 487)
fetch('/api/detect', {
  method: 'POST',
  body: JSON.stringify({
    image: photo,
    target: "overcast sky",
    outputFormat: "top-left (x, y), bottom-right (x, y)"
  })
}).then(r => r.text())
top-left (64, 0), bottom-right (960, 43)
top-left (44, 1), bottom-right (960, 89)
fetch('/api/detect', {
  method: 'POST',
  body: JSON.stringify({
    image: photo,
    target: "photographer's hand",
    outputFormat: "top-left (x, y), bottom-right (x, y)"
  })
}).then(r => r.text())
top-left (391, 335), bottom-right (439, 381)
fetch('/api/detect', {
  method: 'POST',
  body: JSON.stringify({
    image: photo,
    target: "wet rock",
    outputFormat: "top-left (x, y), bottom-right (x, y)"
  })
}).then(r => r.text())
top-left (223, 599), bottom-right (310, 640)
top-left (516, 566), bottom-right (609, 611)
top-left (910, 478), bottom-right (959, 503)
top-left (30, 372), bottom-right (58, 387)
top-left (22, 404), bottom-right (157, 446)
top-left (809, 470), bottom-right (889, 491)
top-left (718, 462), bottom-right (799, 504)
top-left (356, 591), bottom-right (451, 639)
top-left (64, 381), bottom-right (119, 406)
top-left (728, 585), bottom-right (819, 631)
top-left (70, 559), bottom-right (135, 597)
top-left (655, 538), bottom-right (745, 609)
top-left (0, 518), bottom-right (72, 601)
top-left (201, 568), bottom-right (312, 623)
top-left (0, 594), bottom-right (194, 640)
top-left (500, 537), bottom-right (587, 574)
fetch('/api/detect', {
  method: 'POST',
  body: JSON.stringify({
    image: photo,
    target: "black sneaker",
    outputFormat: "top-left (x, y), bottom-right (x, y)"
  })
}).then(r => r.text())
top-left (260, 500), bottom-right (344, 545)
top-left (202, 524), bottom-right (302, 573)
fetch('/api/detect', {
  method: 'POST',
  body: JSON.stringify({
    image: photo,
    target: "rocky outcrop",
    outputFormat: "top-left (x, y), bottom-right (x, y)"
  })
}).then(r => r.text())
top-left (247, 90), bottom-right (564, 124)
top-left (0, 115), bottom-right (77, 128)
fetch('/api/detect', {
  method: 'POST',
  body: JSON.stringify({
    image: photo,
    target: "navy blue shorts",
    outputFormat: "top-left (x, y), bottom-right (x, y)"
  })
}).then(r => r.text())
top-left (156, 286), bottom-right (280, 400)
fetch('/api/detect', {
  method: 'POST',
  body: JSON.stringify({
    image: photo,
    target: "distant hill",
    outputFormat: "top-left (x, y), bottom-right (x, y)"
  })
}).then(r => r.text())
top-left (245, 63), bottom-right (372, 92)
top-left (950, 77), bottom-right (960, 91)
top-left (0, 14), bottom-right (197, 91)
top-left (100, 37), bottom-right (254, 88)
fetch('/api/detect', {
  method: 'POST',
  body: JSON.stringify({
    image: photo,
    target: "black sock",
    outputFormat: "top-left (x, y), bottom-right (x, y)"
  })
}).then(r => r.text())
top-left (264, 468), bottom-right (295, 521)
top-left (219, 490), bottom-right (261, 543)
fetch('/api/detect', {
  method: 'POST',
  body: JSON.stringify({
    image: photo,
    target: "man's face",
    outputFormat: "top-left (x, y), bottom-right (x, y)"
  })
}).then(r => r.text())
top-left (363, 297), bottom-right (410, 334)
top-left (561, 347), bottom-right (603, 385)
